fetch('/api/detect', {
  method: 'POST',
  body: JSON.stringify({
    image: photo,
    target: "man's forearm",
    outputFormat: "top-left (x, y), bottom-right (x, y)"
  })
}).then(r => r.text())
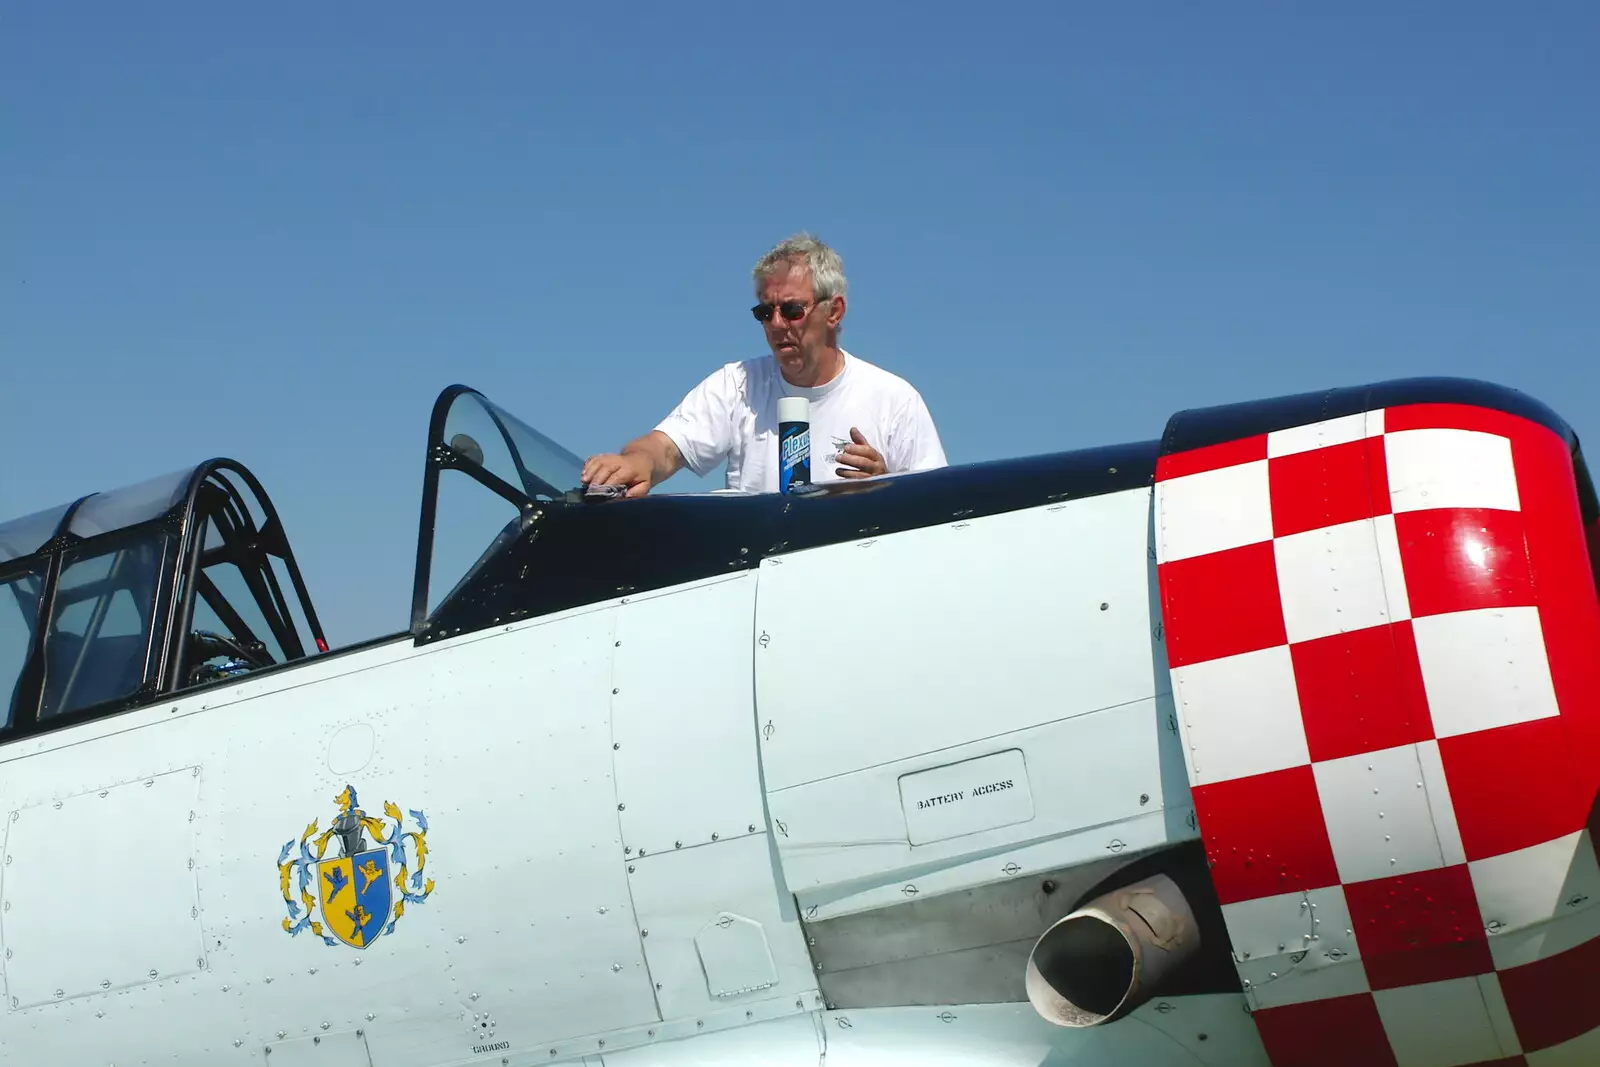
top-left (622, 431), bottom-right (685, 487)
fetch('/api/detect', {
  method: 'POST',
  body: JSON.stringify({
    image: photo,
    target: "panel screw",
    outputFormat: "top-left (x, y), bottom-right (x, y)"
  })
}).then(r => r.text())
top-left (618, 803), bottom-right (626, 811)
top-left (1100, 602), bottom-right (1109, 611)
top-left (748, 824), bottom-right (757, 833)
top-left (1140, 793), bottom-right (1150, 805)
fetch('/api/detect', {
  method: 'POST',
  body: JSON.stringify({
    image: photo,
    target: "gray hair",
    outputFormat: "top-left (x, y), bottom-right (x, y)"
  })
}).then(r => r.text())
top-left (752, 232), bottom-right (848, 302)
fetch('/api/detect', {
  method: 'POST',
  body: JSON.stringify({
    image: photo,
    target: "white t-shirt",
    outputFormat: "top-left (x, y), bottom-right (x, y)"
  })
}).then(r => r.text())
top-left (654, 350), bottom-right (948, 494)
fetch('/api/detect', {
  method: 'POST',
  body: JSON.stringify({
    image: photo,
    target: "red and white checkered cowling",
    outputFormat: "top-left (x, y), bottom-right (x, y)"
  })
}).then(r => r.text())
top-left (1153, 401), bottom-right (1600, 1067)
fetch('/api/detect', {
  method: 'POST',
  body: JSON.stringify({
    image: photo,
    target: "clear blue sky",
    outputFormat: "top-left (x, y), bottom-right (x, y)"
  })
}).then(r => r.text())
top-left (4, 3), bottom-right (1596, 645)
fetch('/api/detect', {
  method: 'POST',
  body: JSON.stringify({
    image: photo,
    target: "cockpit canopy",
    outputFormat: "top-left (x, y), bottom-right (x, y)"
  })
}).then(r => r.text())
top-left (0, 384), bottom-right (597, 738)
top-left (409, 385), bottom-right (589, 629)
top-left (0, 461), bottom-right (325, 732)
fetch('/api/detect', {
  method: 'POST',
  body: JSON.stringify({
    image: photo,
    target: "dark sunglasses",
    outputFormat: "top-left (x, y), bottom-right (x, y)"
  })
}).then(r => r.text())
top-left (751, 300), bottom-right (813, 323)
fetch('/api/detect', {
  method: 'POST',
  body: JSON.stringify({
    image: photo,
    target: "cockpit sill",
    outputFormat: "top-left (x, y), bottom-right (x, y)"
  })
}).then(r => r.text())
top-left (2, 376), bottom-right (1594, 750)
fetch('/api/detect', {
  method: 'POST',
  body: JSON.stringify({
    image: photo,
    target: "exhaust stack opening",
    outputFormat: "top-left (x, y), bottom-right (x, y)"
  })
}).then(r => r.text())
top-left (1024, 873), bottom-right (1200, 1027)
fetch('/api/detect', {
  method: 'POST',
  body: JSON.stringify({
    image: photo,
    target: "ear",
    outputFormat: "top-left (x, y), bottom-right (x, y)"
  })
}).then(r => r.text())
top-left (826, 294), bottom-right (846, 329)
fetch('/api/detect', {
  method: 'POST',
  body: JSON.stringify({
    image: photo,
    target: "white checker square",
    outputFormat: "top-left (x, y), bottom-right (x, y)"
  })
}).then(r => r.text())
top-left (1472, 830), bottom-right (1600, 971)
top-left (1385, 427), bottom-right (1521, 514)
top-left (1221, 886), bottom-right (1367, 1010)
top-left (1155, 459), bottom-right (1272, 564)
top-left (1412, 606), bottom-right (1560, 738)
top-left (1170, 645), bottom-right (1308, 786)
top-left (1313, 743), bottom-right (1448, 884)
top-left (1373, 975), bottom-right (1513, 1067)
top-left (1527, 1023), bottom-right (1600, 1066)
top-left (1415, 740), bottom-right (1466, 867)
top-left (1267, 410), bottom-right (1383, 458)
top-left (1274, 515), bottom-right (1411, 644)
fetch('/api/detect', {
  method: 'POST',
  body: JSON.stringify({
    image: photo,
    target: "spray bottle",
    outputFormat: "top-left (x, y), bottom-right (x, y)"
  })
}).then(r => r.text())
top-left (778, 396), bottom-right (811, 494)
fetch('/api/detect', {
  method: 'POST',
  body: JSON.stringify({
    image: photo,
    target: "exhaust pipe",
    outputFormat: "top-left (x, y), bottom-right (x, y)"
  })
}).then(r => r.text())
top-left (1024, 873), bottom-right (1200, 1027)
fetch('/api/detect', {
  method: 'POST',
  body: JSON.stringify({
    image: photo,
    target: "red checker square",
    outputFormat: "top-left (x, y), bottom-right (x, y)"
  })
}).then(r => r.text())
top-left (1535, 593), bottom-right (1600, 815)
top-left (1250, 993), bottom-right (1399, 1067)
top-left (1497, 931), bottom-right (1600, 1052)
top-left (1158, 540), bottom-right (1287, 669)
top-left (1269, 436), bottom-right (1390, 538)
top-left (1384, 402), bottom-right (1537, 441)
top-left (1156, 433), bottom-right (1267, 481)
top-left (1192, 765), bottom-right (1340, 906)
top-left (1437, 717), bottom-right (1590, 862)
top-left (1511, 427), bottom-right (1600, 801)
top-left (1291, 620), bottom-right (1432, 763)
top-left (1343, 864), bottom-right (1494, 990)
top-left (1394, 508), bottom-right (1535, 619)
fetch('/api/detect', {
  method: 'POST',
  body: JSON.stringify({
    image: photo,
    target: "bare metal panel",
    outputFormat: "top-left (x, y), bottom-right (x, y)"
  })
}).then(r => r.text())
top-left (259, 1029), bottom-right (374, 1066)
top-left (1, 767), bottom-right (205, 1009)
top-left (754, 489), bottom-right (1162, 794)
top-left (805, 856), bottom-right (1137, 1008)
top-left (611, 574), bottom-right (768, 858)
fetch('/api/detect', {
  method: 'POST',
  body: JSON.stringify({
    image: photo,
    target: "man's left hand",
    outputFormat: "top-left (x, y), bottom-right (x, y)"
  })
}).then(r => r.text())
top-left (835, 427), bottom-right (887, 478)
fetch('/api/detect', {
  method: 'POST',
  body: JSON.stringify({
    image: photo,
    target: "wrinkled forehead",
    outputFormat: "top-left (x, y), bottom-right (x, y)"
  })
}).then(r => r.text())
top-left (756, 261), bottom-right (813, 301)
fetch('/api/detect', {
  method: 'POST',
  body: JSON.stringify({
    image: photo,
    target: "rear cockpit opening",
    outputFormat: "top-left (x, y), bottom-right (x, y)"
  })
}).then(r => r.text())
top-left (0, 459), bottom-right (327, 737)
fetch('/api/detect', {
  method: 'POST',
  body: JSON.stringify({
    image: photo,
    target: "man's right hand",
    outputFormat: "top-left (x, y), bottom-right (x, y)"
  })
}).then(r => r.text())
top-left (581, 432), bottom-right (684, 499)
top-left (581, 452), bottom-right (655, 498)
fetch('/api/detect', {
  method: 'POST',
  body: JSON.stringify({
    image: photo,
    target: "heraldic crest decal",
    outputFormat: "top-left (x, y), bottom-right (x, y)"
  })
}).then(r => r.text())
top-left (277, 784), bottom-right (435, 949)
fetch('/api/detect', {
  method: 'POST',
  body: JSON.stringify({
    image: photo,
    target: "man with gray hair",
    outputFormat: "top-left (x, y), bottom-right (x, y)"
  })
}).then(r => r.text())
top-left (582, 233), bottom-right (947, 496)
